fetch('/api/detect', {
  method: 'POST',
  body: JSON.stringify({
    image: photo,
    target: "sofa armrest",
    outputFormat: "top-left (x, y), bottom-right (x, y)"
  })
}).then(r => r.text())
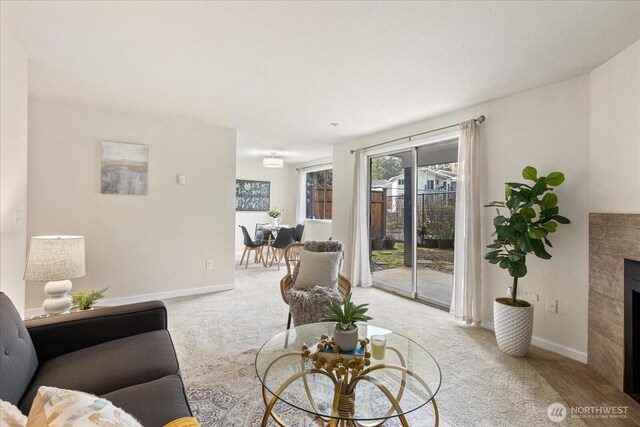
top-left (25, 300), bottom-right (167, 364)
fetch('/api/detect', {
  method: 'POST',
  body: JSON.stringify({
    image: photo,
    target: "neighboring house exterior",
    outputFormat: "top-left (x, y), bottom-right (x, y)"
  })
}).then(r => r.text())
top-left (384, 167), bottom-right (457, 197)
top-left (371, 179), bottom-right (389, 189)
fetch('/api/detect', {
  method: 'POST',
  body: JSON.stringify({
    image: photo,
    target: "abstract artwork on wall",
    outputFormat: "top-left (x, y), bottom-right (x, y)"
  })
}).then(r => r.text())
top-left (101, 141), bottom-right (149, 195)
top-left (236, 180), bottom-right (270, 211)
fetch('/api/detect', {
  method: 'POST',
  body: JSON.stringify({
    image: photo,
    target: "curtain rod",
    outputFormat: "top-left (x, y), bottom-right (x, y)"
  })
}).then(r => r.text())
top-left (349, 115), bottom-right (485, 154)
top-left (295, 162), bottom-right (332, 172)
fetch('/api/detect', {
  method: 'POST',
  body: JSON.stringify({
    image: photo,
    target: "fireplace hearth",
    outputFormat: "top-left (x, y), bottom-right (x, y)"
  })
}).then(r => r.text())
top-left (588, 213), bottom-right (640, 391)
top-left (624, 259), bottom-right (640, 402)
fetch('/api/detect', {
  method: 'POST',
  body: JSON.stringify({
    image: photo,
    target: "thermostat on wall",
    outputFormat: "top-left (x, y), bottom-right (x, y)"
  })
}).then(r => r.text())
top-left (177, 174), bottom-right (186, 185)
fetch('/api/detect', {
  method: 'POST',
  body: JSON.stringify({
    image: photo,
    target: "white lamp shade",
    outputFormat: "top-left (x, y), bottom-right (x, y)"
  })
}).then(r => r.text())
top-left (24, 236), bottom-right (86, 281)
top-left (263, 157), bottom-right (284, 168)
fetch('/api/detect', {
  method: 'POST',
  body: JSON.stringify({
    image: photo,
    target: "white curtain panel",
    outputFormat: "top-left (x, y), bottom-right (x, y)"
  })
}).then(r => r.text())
top-left (295, 168), bottom-right (306, 225)
top-left (348, 149), bottom-right (373, 287)
top-left (450, 120), bottom-right (482, 325)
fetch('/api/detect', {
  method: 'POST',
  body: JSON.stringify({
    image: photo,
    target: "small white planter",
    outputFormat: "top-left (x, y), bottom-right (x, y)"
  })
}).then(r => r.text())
top-left (493, 299), bottom-right (534, 357)
top-left (333, 326), bottom-right (359, 351)
top-left (269, 217), bottom-right (281, 227)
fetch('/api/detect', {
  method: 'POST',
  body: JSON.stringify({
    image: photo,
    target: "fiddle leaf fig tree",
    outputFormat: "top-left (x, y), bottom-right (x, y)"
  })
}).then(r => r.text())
top-left (484, 166), bottom-right (570, 306)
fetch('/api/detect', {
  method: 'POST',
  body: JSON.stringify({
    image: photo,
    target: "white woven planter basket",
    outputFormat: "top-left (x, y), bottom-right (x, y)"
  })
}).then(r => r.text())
top-left (493, 299), bottom-right (534, 357)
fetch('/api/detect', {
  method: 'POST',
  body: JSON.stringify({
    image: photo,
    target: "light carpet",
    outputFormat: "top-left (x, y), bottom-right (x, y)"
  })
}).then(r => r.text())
top-left (165, 263), bottom-right (585, 426)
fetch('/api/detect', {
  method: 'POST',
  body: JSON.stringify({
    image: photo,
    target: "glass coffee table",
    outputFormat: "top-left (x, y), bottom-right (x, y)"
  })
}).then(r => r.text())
top-left (255, 323), bottom-right (441, 426)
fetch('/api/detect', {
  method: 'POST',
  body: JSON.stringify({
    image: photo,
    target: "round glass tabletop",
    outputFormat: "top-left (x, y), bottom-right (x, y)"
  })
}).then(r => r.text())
top-left (255, 323), bottom-right (441, 422)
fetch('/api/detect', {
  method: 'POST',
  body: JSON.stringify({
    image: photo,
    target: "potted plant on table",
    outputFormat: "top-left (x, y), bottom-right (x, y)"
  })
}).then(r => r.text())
top-left (484, 166), bottom-right (570, 357)
top-left (71, 287), bottom-right (108, 311)
top-left (267, 207), bottom-right (282, 227)
top-left (321, 293), bottom-right (372, 351)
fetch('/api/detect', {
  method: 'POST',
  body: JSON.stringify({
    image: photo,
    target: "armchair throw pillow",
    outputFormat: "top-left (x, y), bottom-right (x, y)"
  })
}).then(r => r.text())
top-left (293, 249), bottom-right (341, 290)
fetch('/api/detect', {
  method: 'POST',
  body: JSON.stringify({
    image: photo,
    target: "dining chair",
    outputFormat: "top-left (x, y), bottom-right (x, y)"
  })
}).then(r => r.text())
top-left (253, 229), bottom-right (266, 263)
top-left (255, 223), bottom-right (274, 263)
top-left (293, 224), bottom-right (305, 243)
top-left (239, 225), bottom-right (265, 268)
top-left (255, 223), bottom-right (271, 239)
top-left (268, 227), bottom-right (296, 270)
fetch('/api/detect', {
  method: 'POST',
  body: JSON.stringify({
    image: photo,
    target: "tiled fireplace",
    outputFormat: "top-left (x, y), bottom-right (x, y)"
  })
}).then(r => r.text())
top-left (624, 259), bottom-right (640, 401)
top-left (589, 213), bottom-right (640, 394)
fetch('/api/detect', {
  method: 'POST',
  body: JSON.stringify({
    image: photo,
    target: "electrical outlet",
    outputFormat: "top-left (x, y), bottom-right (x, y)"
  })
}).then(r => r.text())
top-left (525, 292), bottom-right (539, 302)
top-left (206, 260), bottom-right (213, 269)
top-left (546, 298), bottom-right (557, 314)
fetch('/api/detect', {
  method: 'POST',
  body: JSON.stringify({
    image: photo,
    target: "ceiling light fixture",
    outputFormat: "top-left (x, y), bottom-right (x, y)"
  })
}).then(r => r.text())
top-left (263, 152), bottom-right (284, 168)
top-left (330, 122), bottom-right (339, 127)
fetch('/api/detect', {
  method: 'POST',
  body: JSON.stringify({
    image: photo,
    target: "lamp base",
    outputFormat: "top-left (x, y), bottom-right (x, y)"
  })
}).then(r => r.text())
top-left (43, 279), bottom-right (73, 315)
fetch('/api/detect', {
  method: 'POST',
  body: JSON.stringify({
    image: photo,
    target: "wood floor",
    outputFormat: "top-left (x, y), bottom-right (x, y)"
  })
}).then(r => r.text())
top-left (527, 346), bottom-right (640, 426)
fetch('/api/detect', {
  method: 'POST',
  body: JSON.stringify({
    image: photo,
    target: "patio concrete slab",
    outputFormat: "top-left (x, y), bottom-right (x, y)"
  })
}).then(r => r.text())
top-left (372, 266), bottom-right (453, 308)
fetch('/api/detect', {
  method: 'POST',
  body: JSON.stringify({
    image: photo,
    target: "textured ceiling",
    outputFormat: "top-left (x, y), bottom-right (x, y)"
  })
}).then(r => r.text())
top-left (2, 1), bottom-right (639, 162)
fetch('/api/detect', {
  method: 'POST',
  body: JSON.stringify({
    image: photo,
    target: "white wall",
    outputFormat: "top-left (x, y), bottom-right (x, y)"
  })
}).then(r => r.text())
top-left (26, 99), bottom-right (236, 311)
top-left (0, 20), bottom-right (28, 315)
top-left (302, 220), bottom-right (333, 241)
top-left (235, 159), bottom-right (297, 253)
top-left (590, 40), bottom-right (640, 213)
top-left (334, 75), bottom-right (590, 358)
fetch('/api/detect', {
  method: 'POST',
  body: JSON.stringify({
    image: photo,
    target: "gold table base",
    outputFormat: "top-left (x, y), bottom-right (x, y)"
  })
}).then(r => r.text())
top-left (260, 347), bottom-right (439, 427)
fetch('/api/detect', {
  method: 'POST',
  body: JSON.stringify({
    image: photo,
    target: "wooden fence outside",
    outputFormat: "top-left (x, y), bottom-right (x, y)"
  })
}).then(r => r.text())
top-left (307, 188), bottom-right (333, 220)
top-left (370, 190), bottom-right (386, 239)
top-left (306, 188), bottom-right (455, 242)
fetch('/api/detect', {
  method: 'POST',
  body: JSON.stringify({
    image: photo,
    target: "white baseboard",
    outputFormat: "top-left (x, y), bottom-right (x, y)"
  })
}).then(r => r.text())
top-left (24, 283), bottom-right (235, 318)
top-left (481, 321), bottom-right (588, 364)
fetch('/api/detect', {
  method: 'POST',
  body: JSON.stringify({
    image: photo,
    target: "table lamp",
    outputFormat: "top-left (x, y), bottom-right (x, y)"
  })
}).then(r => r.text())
top-left (24, 236), bottom-right (85, 316)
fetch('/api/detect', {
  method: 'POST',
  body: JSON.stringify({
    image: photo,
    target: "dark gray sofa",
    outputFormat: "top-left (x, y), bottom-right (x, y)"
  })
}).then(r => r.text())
top-left (0, 292), bottom-right (192, 426)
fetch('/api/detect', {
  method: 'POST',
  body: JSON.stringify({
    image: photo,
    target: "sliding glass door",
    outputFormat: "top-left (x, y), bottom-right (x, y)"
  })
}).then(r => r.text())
top-left (415, 143), bottom-right (458, 308)
top-left (369, 150), bottom-right (414, 297)
top-left (369, 139), bottom-right (458, 310)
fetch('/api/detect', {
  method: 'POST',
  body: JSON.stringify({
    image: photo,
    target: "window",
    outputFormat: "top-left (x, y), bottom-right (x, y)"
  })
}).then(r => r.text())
top-left (306, 169), bottom-right (332, 220)
top-left (397, 178), bottom-right (405, 185)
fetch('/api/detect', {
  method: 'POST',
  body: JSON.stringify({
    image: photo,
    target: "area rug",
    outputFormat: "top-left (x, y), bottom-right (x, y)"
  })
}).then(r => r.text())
top-left (167, 267), bottom-right (589, 426)
top-left (182, 349), bottom-right (436, 427)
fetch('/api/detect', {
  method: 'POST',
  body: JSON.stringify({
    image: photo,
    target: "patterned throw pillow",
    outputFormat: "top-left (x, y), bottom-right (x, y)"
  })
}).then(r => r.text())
top-left (163, 417), bottom-right (201, 427)
top-left (26, 386), bottom-right (141, 427)
top-left (1, 400), bottom-right (27, 427)
top-left (293, 249), bottom-right (341, 290)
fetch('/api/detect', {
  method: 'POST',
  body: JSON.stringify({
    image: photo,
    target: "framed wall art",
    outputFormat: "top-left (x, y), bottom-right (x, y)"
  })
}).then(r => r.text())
top-left (236, 180), bottom-right (270, 211)
top-left (101, 141), bottom-right (148, 195)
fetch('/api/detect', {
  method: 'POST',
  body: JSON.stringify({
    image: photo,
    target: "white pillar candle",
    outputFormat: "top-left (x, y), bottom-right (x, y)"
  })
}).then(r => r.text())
top-left (371, 335), bottom-right (386, 360)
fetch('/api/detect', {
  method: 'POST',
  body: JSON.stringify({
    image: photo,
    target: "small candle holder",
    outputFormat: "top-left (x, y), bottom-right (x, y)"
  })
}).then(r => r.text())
top-left (370, 335), bottom-right (387, 360)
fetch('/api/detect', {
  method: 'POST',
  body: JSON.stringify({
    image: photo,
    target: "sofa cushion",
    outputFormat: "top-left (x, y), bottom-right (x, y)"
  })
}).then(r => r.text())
top-left (102, 375), bottom-right (192, 426)
top-left (0, 293), bottom-right (38, 405)
top-left (19, 330), bottom-right (179, 414)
